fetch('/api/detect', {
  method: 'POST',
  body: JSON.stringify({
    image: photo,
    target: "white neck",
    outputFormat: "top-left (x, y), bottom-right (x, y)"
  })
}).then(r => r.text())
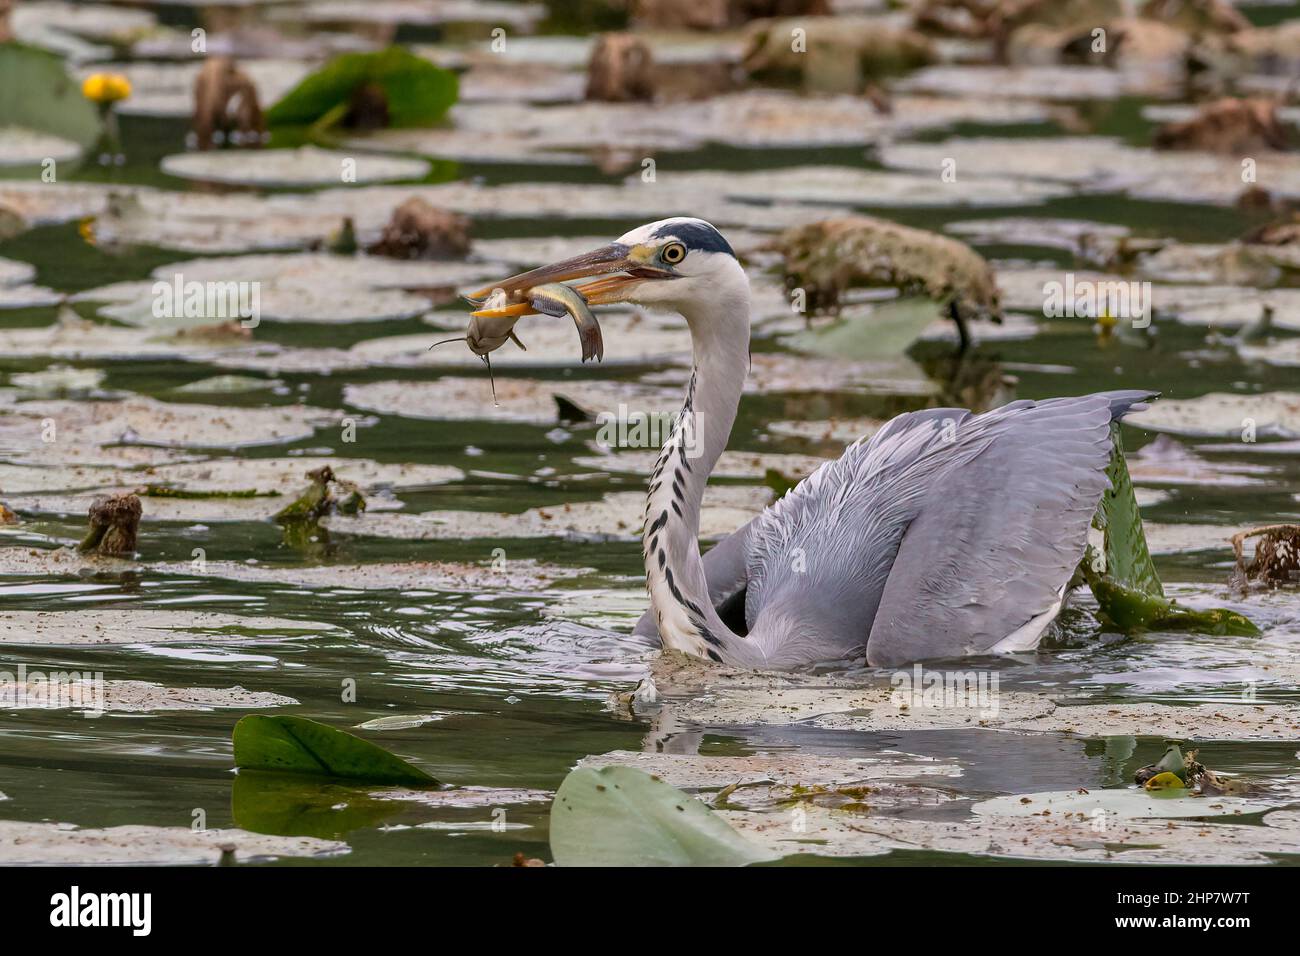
top-left (641, 262), bottom-right (762, 666)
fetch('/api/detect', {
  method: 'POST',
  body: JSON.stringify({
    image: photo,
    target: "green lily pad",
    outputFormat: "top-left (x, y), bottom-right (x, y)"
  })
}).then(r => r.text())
top-left (172, 374), bottom-right (281, 395)
top-left (1086, 573), bottom-right (1259, 636)
top-left (1097, 425), bottom-right (1162, 598)
top-left (265, 46), bottom-right (458, 134)
top-left (549, 765), bottom-right (775, 867)
top-left (232, 771), bottom-right (404, 839)
top-left (0, 43), bottom-right (101, 150)
top-left (1084, 426), bottom-right (1257, 636)
top-left (232, 714), bottom-right (439, 787)
top-left (783, 299), bottom-right (947, 359)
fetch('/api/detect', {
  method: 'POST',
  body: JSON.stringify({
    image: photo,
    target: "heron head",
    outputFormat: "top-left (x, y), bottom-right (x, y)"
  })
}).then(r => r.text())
top-left (465, 217), bottom-right (742, 319)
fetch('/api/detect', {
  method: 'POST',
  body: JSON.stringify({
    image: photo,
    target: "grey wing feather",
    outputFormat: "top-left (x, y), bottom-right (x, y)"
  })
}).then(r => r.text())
top-left (630, 410), bottom-right (969, 642)
top-left (739, 407), bottom-right (987, 664)
top-left (864, 389), bottom-right (1156, 666)
top-left (633, 389), bottom-right (1156, 669)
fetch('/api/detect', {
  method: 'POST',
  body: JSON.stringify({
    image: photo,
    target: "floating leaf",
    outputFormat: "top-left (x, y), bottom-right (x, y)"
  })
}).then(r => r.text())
top-left (783, 298), bottom-right (948, 359)
top-left (1128, 392), bottom-right (1300, 440)
top-left (1143, 772), bottom-right (1187, 792)
top-left (232, 714), bottom-right (439, 787)
top-left (549, 765), bottom-right (775, 867)
top-left (1085, 572), bottom-right (1258, 636)
top-left (159, 146), bottom-right (429, 188)
top-left (0, 680), bottom-right (298, 714)
top-left (232, 772), bottom-right (403, 839)
top-left (1097, 425), bottom-right (1163, 598)
top-left (0, 819), bottom-right (346, 866)
top-left (1084, 428), bottom-right (1257, 636)
top-left (266, 46), bottom-right (458, 135)
top-left (1135, 744), bottom-right (1188, 785)
top-left (0, 609), bottom-right (333, 646)
top-left (0, 127), bottom-right (80, 167)
top-left (974, 786), bottom-right (1276, 821)
top-left (0, 43), bottom-right (100, 150)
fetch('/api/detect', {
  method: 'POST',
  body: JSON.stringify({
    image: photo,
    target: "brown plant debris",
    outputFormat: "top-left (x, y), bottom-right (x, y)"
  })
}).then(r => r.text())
top-left (0, 203), bottom-right (22, 242)
top-left (1235, 186), bottom-right (1280, 214)
top-left (1232, 524), bottom-right (1300, 589)
top-left (192, 57), bottom-right (266, 151)
top-left (173, 320), bottom-right (253, 342)
top-left (586, 33), bottom-right (656, 103)
top-left (743, 16), bottom-right (934, 92)
top-left (1134, 744), bottom-right (1255, 796)
top-left (912, 0), bottom-right (1006, 39)
top-left (967, 0), bottom-right (1245, 68)
top-left (77, 493), bottom-right (142, 558)
top-left (775, 216), bottom-right (1001, 318)
top-left (1153, 98), bottom-right (1290, 155)
top-left (366, 198), bottom-right (471, 261)
top-left (1241, 213), bottom-right (1300, 246)
top-left (1140, 0), bottom-right (1249, 36)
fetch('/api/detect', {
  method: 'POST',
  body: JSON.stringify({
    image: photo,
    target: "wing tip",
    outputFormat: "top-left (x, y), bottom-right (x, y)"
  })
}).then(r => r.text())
top-left (1102, 388), bottom-right (1160, 420)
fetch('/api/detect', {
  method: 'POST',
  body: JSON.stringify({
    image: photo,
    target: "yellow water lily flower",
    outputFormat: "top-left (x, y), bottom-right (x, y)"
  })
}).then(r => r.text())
top-left (1143, 771), bottom-right (1186, 792)
top-left (82, 73), bottom-right (132, 104)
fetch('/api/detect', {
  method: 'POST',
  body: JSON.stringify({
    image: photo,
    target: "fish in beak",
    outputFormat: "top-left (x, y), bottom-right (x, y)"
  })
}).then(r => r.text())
top-left (462, 242), bottom-right (673, 362)
top-left (466, 283), bottom-right (602, 361)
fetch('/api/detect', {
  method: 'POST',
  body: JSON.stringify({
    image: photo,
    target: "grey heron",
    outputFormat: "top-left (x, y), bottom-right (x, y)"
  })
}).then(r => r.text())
top-left (467, 218), bottom-right (1156, 669)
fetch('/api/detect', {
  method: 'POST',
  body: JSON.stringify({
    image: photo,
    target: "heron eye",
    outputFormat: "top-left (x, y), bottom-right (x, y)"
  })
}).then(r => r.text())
top-left (660, 242), bottom-right (686, 264)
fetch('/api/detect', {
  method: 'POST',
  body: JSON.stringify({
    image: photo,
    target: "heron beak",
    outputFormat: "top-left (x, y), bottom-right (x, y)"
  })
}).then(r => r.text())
top-left (465, 242), bottom-right (668, 318)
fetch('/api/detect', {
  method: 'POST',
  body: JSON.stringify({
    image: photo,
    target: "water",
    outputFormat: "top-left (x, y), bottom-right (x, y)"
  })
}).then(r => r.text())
top-left (2, 7), bottom-right (1300, 865)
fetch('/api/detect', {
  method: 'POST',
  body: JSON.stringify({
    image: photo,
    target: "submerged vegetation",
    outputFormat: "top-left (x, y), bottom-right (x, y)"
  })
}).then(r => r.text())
top-left (0, 0), bottom-right (1299, 868)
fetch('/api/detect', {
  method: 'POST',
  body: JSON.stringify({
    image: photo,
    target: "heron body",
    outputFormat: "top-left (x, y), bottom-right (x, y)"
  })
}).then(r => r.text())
top-left (468, 217), bottom-right (1156, 670)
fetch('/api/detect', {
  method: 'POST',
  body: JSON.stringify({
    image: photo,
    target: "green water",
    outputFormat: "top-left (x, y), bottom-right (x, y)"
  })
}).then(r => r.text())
top-left (3, 27), bottom-right (1300, 865)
